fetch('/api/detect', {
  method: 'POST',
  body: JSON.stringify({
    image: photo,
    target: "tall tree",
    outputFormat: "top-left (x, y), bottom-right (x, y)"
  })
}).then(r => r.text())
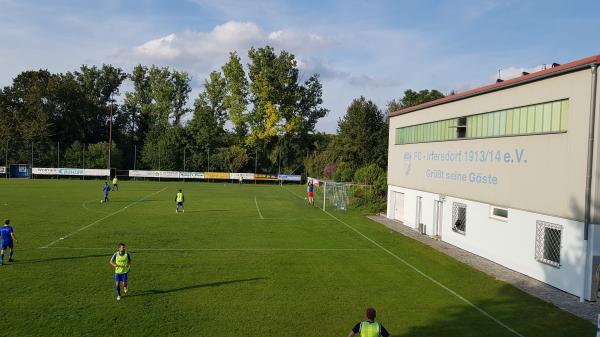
top-left (336, 97), bottom-right (387, 169)
top-left (222, 52), bottom-right (249, 139)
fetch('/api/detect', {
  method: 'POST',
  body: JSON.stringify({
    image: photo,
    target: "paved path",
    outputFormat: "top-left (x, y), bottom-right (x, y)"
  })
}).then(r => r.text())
top-left (368, 214), bottom-right (600, 323)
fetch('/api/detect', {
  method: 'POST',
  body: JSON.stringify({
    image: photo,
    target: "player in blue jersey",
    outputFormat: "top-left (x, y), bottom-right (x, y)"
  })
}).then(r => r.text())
top-left (102, 182), bottom-right (110, 203)
top-left (0, 219), bottom-right (17, 265)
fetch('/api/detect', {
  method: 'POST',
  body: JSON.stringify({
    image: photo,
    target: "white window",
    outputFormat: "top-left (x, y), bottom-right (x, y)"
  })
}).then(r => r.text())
top-left (452, 202), bottom-right (466, 234)
top-left (535, 221), bottom-right (562, 268)
top-left (490, 206), bottom-right (508, 221)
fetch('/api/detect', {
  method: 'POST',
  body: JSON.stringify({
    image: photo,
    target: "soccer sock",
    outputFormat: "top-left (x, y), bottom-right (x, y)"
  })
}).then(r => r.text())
top-left (9, 251), bottom-right (13, 259)
top-left (115, 285), bottom-right (121, 296)
top-left (0, 253), bottom-right (3, 262)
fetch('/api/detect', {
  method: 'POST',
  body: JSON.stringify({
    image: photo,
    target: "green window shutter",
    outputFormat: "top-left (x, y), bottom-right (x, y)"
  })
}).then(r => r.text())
top-left (542, 103), bottom-right (552, 132)
top-left (519, 107), bottom-right (528, 134)
top-left (560, 100), bottom-right (569, 131)
top-left (534, 104), bottom-right (544, 133)
top-left (480, 114), bottom-right (488, 137)
top-left (551, 101), bottom-right (561, 131)
top-left (506, 109), bottom-right (513, 135)
top-left (526, 106), bottom-right (536, 133)
top-left (499, 110), bottom-right (507, 136)
top-left (512, 108), bottom-right (521, 134)
top-left (493, 111), bottom-right (501, 136)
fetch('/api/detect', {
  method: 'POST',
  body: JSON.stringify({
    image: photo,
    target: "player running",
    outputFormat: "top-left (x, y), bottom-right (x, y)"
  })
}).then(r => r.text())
top-left (112, 176), bottom-right (119, 191)
top-left (347, 308), bottom-right (390, 337)
top-left (307, 180), bottom-right (315, 206)
top-left (102, 182), bottom-right (110, 203)
top-left (175, 189), bottom-right (185, 213)
top-left (0, 219), bottom-right (16, 265)
top-left (110, 243), bottom-right (131, 301)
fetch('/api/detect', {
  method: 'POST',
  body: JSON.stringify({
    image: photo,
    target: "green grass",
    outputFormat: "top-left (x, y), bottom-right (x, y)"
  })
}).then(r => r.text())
top-left (0, 179), bottom-right (594, 337)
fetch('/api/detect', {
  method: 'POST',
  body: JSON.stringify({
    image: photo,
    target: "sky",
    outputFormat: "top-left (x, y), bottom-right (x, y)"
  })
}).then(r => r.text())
top-left (1, 0), bottom-right (599, 133)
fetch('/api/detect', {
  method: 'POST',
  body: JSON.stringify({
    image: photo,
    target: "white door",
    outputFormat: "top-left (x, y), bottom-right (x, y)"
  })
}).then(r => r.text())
top-left (394, 192), bottom-right (404, 222)
top-left (433, 200), bottom-right (443, 238)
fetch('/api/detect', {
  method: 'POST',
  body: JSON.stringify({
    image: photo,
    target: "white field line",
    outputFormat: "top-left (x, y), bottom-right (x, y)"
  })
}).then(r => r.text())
top-left (41, 246), bottom-right (373, 252)
top-left (41, 187), bottom-right (168, 249)
top-left (254, 196), bottom-right (264, 219)
top-left (283, 187), bottom-right (522, 337)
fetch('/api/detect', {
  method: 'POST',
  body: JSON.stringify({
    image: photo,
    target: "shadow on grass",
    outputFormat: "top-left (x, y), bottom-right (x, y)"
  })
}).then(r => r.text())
top-left (17, 253), bottom-right (108, 264)
top-left (397, 284), bottom-right (595, 337)
top-left (128, 277), bottom-right (264, 297)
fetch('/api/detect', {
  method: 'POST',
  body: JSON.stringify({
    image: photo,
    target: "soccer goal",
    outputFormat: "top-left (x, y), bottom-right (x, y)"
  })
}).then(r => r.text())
top-left (316, 180), bottom-right (350, 211)
top-left (309, 178), bottom-right (374, 212)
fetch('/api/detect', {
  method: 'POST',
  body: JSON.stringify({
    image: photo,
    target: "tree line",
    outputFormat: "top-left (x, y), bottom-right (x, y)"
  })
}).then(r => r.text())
top-left (0, 44), bottom-right (443, 184)
top-left (0, 46), bottom-right (327, 174)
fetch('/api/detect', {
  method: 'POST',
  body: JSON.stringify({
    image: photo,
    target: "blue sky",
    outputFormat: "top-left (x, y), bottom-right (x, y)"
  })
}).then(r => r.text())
top-left (1, 0), bottom-right (599, 132)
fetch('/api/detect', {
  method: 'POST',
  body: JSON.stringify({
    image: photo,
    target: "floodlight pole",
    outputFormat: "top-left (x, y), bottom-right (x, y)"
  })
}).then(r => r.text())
top-left (108, 95), bottom-right (113, 179)
top-left (5, 139), bottom-right (8, 178)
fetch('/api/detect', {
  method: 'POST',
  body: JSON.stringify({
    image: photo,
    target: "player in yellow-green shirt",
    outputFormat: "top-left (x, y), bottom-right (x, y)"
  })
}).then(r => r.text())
top-left (110, 243), bottom-right (131, 301)
top-left (175, 189), bottom-right (185, 213)
top-left (112, 176), bottom-right (119, 191)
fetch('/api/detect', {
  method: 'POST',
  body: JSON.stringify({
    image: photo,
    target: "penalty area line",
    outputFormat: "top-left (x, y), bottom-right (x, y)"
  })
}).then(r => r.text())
top-left (282, 187), bottom-right (522, 337)
top-left (40, 187), bottom-right (168, 249)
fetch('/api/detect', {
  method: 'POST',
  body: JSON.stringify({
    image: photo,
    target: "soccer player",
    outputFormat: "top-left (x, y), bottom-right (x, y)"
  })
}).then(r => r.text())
top-left (112, 176), bottom-right (119, 191)
top-left (307, 180), bottom-right (315, 206)
top-left (347, 308), bottom-right (390, 337)
top-left (110, 243), bottom-right (131, 301)
top-left (175, 189), bottom-right (185, 213)
top-left (0, 219), bottom-right (16, 265)
top-left (102, 182), bottom-right (110, 203)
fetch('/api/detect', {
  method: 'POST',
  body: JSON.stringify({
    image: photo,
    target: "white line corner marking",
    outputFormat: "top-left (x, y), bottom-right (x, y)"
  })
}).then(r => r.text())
top-left (41, 187), bottom-right (168, 248)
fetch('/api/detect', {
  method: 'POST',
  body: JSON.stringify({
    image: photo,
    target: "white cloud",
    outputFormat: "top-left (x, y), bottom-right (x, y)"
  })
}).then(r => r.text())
top-left (134, 34), bottom-right (181, 60)
top-left (496, 64), bottom-right (548, 81)
top-left (120, 21), bottom-right (331, 67)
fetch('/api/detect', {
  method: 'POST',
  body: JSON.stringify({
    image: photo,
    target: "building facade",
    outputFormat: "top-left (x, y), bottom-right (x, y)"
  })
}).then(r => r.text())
top-left (387, 55), bottom-right (600, 301)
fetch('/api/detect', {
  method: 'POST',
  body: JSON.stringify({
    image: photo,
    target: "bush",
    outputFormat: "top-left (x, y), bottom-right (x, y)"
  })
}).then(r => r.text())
top-left (333, 162), bottom-right (355, 182)
top-left (351, 164), bottom-right (387, 213)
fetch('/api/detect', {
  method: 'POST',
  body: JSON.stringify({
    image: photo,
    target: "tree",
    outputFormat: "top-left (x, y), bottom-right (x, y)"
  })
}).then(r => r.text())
top-left (222, 52), bottom-right (249, 139)
top-left (336, 97), bottom-right (387, 169)
top-left (387, 89), bottom-right (444, 112)
top-left (212, 145), bottom-right (249, 172)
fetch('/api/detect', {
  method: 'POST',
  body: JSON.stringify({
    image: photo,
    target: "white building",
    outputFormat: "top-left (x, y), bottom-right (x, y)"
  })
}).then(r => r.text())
top-left (386, 55), bottom-right (600, 301)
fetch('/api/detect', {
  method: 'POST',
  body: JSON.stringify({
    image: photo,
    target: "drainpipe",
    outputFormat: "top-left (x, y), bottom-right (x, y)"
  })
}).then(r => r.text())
top-left (582, 64), bottom-right (598, 302)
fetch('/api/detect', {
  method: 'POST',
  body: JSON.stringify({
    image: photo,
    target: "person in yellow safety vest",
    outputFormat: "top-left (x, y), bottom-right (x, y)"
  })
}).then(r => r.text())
top-left (175, 189), bottom-right (185, 213)
top-left (112, 176), bottom-right (119, 191)
top-left (347, 308), bottom-right (390, 337)
top-left (110, 243), bottom-right (131, 301)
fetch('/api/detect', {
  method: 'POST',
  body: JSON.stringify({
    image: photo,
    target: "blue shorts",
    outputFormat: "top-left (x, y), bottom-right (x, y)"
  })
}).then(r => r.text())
top-left (1, 241), bottom-right (13, 250)
top-left (114, 273), bottom-right (128, 282)
top-left (177, 202), bottom-right (184, 207)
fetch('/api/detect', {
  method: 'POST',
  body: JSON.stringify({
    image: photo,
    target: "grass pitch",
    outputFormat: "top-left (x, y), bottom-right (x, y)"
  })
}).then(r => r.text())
top-left (0, 179), bottom-right (594, 337)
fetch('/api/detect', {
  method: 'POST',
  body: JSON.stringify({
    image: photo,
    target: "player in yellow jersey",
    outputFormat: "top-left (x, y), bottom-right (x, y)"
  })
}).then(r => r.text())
top-left (348, 308), bottom-right (390, 337)
top-left (175, 189), bottom-right (185, 213)
top-left (110, 243), bottom-right (131, 301)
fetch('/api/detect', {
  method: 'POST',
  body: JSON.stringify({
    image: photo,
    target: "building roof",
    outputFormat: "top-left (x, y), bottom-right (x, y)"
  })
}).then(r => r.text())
top-left (388, 54), bottom-right (600, 117)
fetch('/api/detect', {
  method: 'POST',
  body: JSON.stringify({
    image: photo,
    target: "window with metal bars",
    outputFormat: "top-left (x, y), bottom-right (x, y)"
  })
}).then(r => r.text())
top-left (452, 202), bottom-right (466, 234)
top-left (535, 221), bottom-right (562, 268)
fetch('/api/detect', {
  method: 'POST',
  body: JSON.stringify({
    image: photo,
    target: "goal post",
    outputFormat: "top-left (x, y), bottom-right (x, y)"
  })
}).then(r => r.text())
top-left (308, 177), bottom-right (373, 212)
